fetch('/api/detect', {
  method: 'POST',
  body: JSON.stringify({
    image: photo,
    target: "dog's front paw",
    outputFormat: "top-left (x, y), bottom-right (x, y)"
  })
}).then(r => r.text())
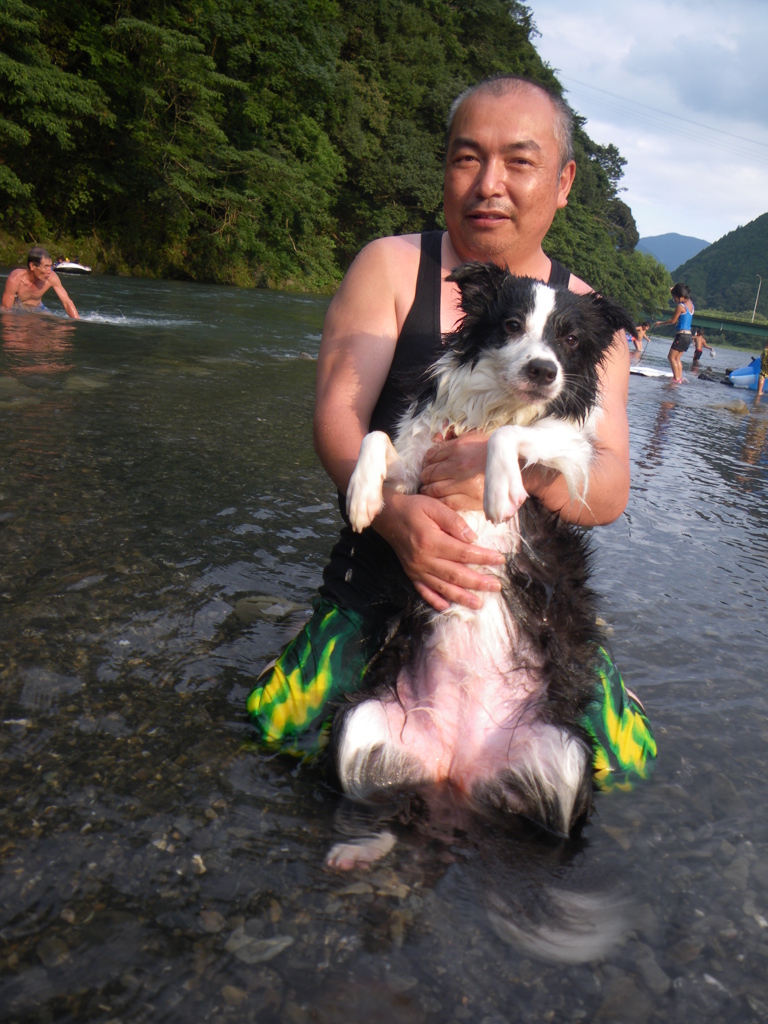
top-left (347, 470), bottom-right (385, 532)
top-left (346, 432), bottom-right (393, 532)
top-left (484, 476), bottom-right (528, 523)
top-left (484, 427), bottom-right (528, 523)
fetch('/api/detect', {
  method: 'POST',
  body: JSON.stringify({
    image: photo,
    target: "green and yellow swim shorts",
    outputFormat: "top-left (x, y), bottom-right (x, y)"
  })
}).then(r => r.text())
top-left (246, 598), bottom-right (657, 787)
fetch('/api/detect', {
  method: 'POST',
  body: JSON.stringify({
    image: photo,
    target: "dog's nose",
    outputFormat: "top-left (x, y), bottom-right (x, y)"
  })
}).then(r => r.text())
top-left (526, 358), bottom-right (558, 385)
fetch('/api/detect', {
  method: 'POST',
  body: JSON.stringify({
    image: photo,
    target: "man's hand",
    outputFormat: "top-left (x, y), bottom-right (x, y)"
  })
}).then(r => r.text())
top-left (372, 488), bottom-right (504, 612)
top-left (419, 430), bottom-right (487, 511)
top-left (314, 236), bottom-right (505, 613)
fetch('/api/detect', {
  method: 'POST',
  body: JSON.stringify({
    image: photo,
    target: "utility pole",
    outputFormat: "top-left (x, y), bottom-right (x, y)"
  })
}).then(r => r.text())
top-left (753, 275), bottom-right (762, 323)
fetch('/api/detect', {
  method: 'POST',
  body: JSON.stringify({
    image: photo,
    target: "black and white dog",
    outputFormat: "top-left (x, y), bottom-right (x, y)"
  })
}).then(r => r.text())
top-left (329, 263), bottom-right (635, 868)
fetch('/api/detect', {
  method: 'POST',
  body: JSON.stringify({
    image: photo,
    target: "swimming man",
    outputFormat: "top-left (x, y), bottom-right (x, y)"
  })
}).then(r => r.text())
top-left (2, 248), bottom-right (79, 318)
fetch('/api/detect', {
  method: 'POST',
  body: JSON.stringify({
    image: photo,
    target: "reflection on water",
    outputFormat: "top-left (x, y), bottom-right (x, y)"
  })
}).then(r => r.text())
top-left (1, 276), bottom-right (768, 1022)
top-left (638, 399), bottom-right (676, 470)
top-left (737, 406), bottom-right (768, 485)
top-left (2, 310), bottom-right (77, 375)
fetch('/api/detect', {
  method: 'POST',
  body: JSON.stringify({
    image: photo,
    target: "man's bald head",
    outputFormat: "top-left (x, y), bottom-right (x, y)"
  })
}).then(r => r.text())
top-left (447, 76), bottom-right (574, 172)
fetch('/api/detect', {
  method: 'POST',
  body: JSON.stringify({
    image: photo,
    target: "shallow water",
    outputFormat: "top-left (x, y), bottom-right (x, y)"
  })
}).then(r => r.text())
top-left (2, 275), bottom-right (768, 1023)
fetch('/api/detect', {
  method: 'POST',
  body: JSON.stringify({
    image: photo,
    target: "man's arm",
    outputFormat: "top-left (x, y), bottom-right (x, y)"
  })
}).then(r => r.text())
top-left (314, 238), bottom-right (504, 612)
top-left (314, 240), bottom-right (403, 495)
top-left (1, 270), bottom-right (22, 309)
top-left (51, 273), bottom-right (79, 319)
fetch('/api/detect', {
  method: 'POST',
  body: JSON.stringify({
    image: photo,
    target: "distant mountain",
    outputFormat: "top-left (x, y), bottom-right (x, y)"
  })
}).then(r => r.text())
top-left (672, 213), bottom-right (768, 316)
top-left (636, 233), bottom-right (711, 270)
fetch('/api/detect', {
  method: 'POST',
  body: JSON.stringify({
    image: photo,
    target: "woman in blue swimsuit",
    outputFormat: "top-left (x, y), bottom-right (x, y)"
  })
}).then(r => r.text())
top-left (653, 283), bottom-right (694, 383)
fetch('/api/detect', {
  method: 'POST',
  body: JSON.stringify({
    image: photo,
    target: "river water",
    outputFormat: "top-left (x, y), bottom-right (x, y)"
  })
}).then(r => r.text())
top-left (1, 273), bottom-right (768, 1024)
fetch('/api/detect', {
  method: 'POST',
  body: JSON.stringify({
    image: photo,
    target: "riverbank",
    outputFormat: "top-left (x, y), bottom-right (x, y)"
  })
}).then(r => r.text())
top-left (0, 231), bottom-right (131, 281)
top-left (1, 231), bottom-right (762, 356)
top-left (0, 230), bottom-right (338, 294)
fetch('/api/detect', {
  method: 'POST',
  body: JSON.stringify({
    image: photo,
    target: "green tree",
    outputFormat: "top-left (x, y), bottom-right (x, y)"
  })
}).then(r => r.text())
top-left (0, 0), bottom-right (110, 232)
top-left (0, 0), bottom-right (673, 313)
top-left (673, 212), bottom-right (768, 318)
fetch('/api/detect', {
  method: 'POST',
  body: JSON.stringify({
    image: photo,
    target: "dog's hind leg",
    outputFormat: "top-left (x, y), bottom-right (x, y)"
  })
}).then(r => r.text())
top-left (325, 797), bottom-right (399, 870)
top-left (326, 830), bottom-right (396, 870)
top-left (479, 724), bottom-right (593, 837)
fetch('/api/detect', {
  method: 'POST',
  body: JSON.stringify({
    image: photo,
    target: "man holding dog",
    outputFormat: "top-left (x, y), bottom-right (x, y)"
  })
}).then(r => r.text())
top-left (315, 77), bottom-right (629, 612)
top-left (248, 75), bottom-right (655, 782)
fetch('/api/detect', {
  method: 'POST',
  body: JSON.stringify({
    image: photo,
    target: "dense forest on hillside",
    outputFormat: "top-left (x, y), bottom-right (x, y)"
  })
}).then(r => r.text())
top-left (0, 0), bottom-right (669, 313)
top-left (673, 212), bottom-right (768, 319)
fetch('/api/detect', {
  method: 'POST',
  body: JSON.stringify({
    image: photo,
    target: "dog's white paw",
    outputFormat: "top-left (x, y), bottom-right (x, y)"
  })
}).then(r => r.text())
top-left (326, 831), bottom-right (396, 871)
top-left (347, 470), bottom-right (385, 532)
top-left (346, 432), bottom-right (392, 532)
top-left (484, 475), bottom-right (528, 523)
top-left (484, 427), bottom-right (528, 523)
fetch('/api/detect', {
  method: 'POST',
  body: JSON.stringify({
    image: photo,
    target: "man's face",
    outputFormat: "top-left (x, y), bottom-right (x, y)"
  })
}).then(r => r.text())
top-left (443, 87), bottom-right (576, 265)
top-left (29, 259), bottom-right (53, 283)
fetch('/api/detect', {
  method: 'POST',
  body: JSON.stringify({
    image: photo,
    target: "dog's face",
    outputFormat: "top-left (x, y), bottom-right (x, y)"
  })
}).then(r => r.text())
top-left (444, 263), bottom-right (636, 423)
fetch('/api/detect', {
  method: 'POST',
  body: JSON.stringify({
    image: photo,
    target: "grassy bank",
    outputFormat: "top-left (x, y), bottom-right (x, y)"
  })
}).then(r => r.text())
top-left (0, 229), bottom-right (340, 293)
top-left (1, 231), bottom-right (138, 280)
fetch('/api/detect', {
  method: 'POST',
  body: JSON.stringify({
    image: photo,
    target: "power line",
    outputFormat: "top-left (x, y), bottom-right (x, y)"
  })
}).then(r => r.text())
top-left (565, 89), bottom-right (767, 162)
top-left (561, 74), bottom-right (768, 153)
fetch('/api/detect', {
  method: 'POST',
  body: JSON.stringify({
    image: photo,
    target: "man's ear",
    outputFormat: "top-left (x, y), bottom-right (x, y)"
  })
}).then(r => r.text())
top-left (556, 160), bottom-right (577, 209)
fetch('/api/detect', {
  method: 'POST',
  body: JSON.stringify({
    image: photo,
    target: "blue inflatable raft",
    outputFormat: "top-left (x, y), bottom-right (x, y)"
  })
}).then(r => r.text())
top-left (729, 357), bottom-right (763, 390)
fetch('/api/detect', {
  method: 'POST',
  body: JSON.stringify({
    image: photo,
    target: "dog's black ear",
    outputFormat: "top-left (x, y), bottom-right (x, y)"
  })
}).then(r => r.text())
top-left (588, 293), bottom-right (636, 336)
top-left (447, 261), bottom-right (510, 324)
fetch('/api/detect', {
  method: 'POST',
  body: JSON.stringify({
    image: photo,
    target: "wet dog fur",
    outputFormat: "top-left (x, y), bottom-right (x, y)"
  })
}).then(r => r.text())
top-left (328, 262), bottom-right (635, 866)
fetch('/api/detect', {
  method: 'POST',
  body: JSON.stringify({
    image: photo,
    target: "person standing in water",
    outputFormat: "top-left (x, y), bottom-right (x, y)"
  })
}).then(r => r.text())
top-left (653, 284), bottom-right (694, 383)
top-left (757, 340), bottom-right (768, 397)
top-left (2, 247), bottom-right (79, 318)
top-left (247, 74), bottom-right (656, 786)
top-left (691, 328), bottom-right (714, 368)
top-left (631, 321), bottom-right (650, 353)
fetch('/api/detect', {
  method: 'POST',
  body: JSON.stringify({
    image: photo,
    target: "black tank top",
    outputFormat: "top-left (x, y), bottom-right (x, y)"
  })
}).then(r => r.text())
top-left (319, 232), bottom-right (573, 617)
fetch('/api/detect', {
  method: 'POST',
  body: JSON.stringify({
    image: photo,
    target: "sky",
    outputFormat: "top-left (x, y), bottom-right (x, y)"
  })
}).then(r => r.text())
top-left (528, 0), bottom-right (768, 244)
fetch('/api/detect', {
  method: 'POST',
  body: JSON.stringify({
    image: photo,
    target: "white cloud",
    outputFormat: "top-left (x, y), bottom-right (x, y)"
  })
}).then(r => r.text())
top-left (529, 0), bottom-right (768, 240)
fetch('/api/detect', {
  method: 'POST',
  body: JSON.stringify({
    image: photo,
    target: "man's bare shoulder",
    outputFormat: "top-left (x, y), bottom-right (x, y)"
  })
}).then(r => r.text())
top-left (2, 268), bottom-right (24, 304)
top-left (347, 233), bottom-right (422, 283)
top-left (330, 233), bottom-right (424, 330)
top-left (567, 272), bottom-right (593, 296)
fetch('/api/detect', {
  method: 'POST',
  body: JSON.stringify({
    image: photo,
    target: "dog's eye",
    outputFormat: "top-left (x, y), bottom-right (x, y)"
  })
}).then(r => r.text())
top-left (503, 318), bottom-right (522, 334)
top-left (562, 334), bottom-right (579, 349)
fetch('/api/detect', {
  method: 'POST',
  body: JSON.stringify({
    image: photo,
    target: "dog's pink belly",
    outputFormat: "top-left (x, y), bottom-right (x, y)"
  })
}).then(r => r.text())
top-left (377, 609), bottom-right (544, 795)
top-left (335, 513), bottom-right (592, 837)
